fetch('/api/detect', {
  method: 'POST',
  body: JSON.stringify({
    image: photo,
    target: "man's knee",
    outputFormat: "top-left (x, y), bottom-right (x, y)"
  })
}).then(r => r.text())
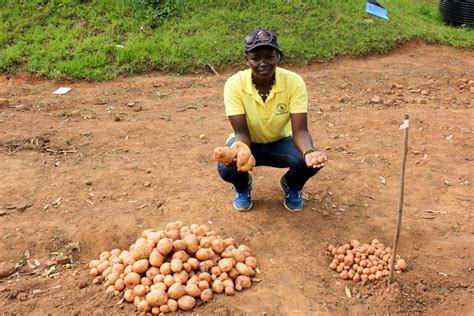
top-left (218, 162), bottom-right (237, 181)
top-left (294, 157), bottom-right (319, 177)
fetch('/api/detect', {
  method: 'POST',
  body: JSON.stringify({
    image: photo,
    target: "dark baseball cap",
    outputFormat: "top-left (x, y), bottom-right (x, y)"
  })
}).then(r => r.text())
top-left (244, 29), bottom-right (281, 53)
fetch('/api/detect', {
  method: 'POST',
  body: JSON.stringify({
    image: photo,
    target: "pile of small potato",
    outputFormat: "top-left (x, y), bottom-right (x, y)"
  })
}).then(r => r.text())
top-left (89, 222), bottom-right (258, 314)
top-left (327, 239), bottom-right (407, 282)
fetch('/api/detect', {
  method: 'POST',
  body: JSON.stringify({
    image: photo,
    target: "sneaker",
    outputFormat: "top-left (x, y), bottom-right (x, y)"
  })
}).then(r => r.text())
top-left (233, 176), bottom-right (253, 211)
top-left (279, 176), bottom-right (303, 211)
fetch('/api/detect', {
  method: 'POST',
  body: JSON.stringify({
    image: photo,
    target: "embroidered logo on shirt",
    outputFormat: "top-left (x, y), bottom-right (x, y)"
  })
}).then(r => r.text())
top-left (276, 102), bottom-right (288, 115)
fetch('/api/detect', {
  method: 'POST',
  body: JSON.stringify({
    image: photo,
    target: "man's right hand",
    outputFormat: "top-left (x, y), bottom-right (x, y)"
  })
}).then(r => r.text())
top-left (231, 141), bottom-right (255, 172)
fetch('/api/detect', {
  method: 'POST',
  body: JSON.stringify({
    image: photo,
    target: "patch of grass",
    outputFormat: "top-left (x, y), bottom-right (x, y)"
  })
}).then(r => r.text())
top-left (0, 0), bottom-right (472, 80)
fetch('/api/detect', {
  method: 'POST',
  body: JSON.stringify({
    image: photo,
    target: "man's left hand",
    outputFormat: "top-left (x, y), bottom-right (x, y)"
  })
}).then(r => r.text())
top-left (305, 151), bottom-right (328, 169)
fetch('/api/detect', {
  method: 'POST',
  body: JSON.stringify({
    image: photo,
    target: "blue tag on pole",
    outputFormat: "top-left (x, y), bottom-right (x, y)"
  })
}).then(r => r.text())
top-left (366, 2), bottom-right (389, 20)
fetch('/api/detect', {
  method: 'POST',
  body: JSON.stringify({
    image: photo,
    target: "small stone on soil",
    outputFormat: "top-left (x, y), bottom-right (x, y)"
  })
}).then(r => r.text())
top-left (0, 99), bottom-right (9, 107)
top-left (371, 95), bottom-right (382, 104)
top-left (0, 262), bottom-right (16, 277)
top-left (55, 255), bottom-right (70, 265)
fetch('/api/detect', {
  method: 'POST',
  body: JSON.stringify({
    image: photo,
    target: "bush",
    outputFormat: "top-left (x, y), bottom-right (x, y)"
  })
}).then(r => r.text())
top-left (135, 0), bottom-right (182, 27)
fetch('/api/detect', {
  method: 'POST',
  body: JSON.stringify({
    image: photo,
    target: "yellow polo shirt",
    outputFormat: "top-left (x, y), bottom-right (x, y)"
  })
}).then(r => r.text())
top-left (224, 67), bottom-right (307, 144)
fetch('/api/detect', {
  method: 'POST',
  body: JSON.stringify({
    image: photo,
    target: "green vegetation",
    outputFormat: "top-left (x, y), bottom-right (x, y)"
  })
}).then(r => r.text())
top-left (0, 0), bottom-right (472, 80)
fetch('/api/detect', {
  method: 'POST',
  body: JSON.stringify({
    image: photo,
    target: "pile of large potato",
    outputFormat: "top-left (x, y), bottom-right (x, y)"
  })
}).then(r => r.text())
top-left (89, 222), bottom-right (258, 314)
top-left (327, 239), bottom-right (407, 282)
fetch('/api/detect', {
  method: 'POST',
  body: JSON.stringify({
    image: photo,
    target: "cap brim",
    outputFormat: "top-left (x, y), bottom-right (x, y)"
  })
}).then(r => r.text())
top-left (245, 43), bottom-right (281, 53)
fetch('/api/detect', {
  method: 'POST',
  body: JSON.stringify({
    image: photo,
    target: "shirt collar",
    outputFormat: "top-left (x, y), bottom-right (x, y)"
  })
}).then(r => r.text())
top-left (242, 67), bottom-right (285, 95)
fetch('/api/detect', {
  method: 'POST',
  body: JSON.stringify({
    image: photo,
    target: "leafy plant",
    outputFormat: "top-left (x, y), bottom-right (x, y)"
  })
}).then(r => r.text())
top-left (134, 0), bottom-right (182, 27)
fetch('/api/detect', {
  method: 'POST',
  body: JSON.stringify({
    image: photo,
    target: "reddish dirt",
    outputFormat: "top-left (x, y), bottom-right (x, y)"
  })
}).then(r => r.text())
top-left (0, 42), bottom-right (473, 315)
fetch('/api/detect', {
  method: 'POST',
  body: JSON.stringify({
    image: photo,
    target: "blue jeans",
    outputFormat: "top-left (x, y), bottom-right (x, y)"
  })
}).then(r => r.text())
top-left (217, 137), bottom-right (319, 192)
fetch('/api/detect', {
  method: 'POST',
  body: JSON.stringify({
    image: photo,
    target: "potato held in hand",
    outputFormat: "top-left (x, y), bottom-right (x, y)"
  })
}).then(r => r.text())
top-left (231, 141), bottom-right (251, 154)
top-left (236, 151), bottom-right (256, 172)
top-left (212, 147), bottom-right (237, 165)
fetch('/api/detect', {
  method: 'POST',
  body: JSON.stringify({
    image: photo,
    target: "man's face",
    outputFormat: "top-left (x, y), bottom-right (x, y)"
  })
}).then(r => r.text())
top-left (246, 47), bottom-right (278, 81)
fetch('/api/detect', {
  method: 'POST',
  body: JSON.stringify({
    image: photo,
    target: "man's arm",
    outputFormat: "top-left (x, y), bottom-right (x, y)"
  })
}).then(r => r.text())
top-left (228, 115), bottom-right (251, 147)
top-left (291, 113), bottom-right (327, 168)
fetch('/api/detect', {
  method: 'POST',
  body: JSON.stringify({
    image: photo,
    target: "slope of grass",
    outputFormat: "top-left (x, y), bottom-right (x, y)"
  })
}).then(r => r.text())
top-left (0, 0), bottom-right (472, 80)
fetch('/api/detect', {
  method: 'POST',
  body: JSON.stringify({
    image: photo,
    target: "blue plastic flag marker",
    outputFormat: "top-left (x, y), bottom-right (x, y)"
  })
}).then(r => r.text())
top-left (366, 2), bottom-right (389, 20)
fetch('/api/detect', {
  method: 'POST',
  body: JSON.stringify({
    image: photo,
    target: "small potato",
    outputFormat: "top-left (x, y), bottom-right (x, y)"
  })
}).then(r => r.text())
top-left (367, 246), bottom-right (376, 255)
top-left (229, 268), bottom-right (240, 280)
top-left (187, 258), bottom-right (200, 271)
top-left (157, 238), bottom-right (173, 256)
top-left (177, 295), bottom-right (196, 311)
top-left (198, 272), bottom-right (211, 283)
top-left (232, 249), bottom-right (246, 263)
top-left (141, 277), bottom-right (152, 287)
top-left (133, 259), bottom-right (149, 274)
top-left (168, 283), bottom-right (186, 300)
top-left (159, 305), bottom-right (170, 313)
top-left (149, 250), bottom-right (164, 267)
top-left (212, 147), bottom-right (237, 165)
top-left (171, 259), bottom-right (183, 273)
top-left (200, 288), bottom-right (213, 302)
top-left (160, 262), bottom-right (172, 275)
top-left (218, 258), bottom-right (235, 272)
top-left (344, 254), bottom-right (354, 266)
top-left (173, 239), bottom-right (188, 252)
top-left (211, 239), bottom-right (226, 254)
top-left (198, 280), bottom-right (210, 291)
top-left (106, 285), bottom-right (115, 294)
top-left (168, 299), bottom-right (178, 312)
top-left (183, 262), bottom-right (192, 273)
top-left (173, 270), bottom-right (189, 284)
top-left (195, 248), bottom-right (213, 261)
top-left (124, 289), bottom-right (135, 302)
top-left (153, 274), bottom-right (165, 284)
top-left (375, 270), bottom-right (383, 280)
top-left (124, 272), bottom-right (141, 288)
top-left (166, 230), bottom-right (181, 241)
top-left (212, 279), bottom-right (224, 293)
top-left (146, 289), bottom-right (168, 307)
top-left (353, 273), bottom-right (361, 282)
top-left (230, 141), bottom-right (251, 155)
top-left (97, 261), bottom-right (110, 274)
top-left (137, 300), bottom-right (151, 313)
top-left (89, 259), bottom-right (101, 269)
top-left (164, 275), bottom-right (175, 287)
top-left (133, 284), bottom-right (147, 297)
top-left (237, 153), bottom-right (256, 172)
top-left (225, 286), bottom-right (235, 296)
top-left (185, 283), bottom-right (201, 298)
top-left (396, 259), bottom-right (407, 271)
top-left (200, 237), bottom-right (212, 248)
top-left (235, 275), bottom-right (251, 289)
top-left (184, 234), bottom-right (199, 254)
top-left (100, 251), bottom-right (111, 262)
top-left (172, 250), bottom-right (190, 263)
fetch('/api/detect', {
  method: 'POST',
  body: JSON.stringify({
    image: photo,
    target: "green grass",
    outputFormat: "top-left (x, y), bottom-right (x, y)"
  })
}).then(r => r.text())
top-left (0, 0), bottom-right (472, 80)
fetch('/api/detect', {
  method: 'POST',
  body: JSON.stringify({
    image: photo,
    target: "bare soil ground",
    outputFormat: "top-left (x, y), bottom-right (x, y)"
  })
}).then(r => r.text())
top-left (0, 42), bottom-right (473, 315)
